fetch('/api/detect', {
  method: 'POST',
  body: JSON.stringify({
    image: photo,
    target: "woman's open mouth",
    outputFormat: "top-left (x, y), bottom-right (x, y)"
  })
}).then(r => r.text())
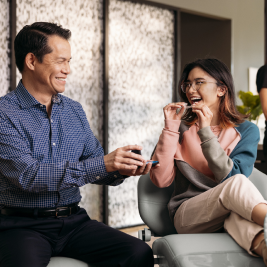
top-left (190, 97), bottom-right (202, 104)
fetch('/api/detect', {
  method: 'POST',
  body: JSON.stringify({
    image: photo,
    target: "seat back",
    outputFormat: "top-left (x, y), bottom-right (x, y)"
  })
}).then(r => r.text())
top-left (138, 167), bottom-right (267, 237)
top-left (137, 173), bottom-right (177, 236)
top-left (249, 167), bottom-right (267, 199)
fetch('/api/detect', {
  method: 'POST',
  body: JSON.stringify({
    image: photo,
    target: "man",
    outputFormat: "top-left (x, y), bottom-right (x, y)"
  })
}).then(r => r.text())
top-left (0, 22), bottom-right (154, 267)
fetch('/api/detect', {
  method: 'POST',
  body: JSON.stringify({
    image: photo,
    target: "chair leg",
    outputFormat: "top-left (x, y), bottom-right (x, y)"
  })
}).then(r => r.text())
top-left (154, 256), bottom-right (168, 266)
top-left (138, 228), bottom-right (153, 241)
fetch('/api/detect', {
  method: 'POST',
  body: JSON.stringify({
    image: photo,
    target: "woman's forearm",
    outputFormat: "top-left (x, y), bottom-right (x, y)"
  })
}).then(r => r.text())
top-left (150, 120), bottom-right (180, 188)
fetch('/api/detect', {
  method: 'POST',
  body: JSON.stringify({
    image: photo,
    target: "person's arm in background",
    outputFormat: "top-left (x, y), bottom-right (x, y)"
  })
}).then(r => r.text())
top-left (257, 65), bottom-right (267, 120)
top-left (259, 88), bottom-right (267, 121)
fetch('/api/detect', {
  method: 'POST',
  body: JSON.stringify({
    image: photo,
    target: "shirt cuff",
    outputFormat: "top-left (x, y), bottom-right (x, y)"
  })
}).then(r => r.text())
top-left (83, 156), bottom-right (109, 183)
top-left (164, 120), bottom-right (181, 133)
top-left (197, 126), bottom-right (216, 143)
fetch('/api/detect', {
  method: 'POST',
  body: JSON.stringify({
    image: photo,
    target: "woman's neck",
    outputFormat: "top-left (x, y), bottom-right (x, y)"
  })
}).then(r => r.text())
top-left (210, 110), bottom-right (220, 126)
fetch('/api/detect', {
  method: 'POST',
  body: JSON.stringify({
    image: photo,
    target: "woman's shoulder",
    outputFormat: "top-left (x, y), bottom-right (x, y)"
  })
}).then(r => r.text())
top-left (235, 120), bottom-right (260, 140)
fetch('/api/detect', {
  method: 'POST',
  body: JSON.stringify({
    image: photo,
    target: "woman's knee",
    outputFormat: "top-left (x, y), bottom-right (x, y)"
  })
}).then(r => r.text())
top-left (223, 174), bottom-right (250, 193)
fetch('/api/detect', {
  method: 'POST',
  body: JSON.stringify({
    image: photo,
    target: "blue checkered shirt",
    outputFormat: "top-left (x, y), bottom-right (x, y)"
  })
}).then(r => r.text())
top-left (0, 81), bottom-right (124, 208)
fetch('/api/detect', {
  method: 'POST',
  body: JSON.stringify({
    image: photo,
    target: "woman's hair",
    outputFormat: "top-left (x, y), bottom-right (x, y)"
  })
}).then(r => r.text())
top-left (178, 58), bottom-right (248, 128)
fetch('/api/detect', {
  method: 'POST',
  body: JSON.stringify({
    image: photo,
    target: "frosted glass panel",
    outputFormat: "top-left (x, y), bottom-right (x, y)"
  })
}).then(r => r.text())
top-left (16, 0), bottom-right (104, 221)
top-left (0, 0), bottom-right (10, 96)
top-left (108, 0), bottom-right (174, 227)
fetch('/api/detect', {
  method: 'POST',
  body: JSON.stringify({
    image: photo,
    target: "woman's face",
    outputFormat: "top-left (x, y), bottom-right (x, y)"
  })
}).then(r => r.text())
top-left (185, 67), bottom-right (224, 110)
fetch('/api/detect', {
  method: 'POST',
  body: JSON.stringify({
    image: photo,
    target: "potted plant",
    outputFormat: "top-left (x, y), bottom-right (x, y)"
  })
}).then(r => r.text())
top-left (236, 91), bottom-right (263, 124)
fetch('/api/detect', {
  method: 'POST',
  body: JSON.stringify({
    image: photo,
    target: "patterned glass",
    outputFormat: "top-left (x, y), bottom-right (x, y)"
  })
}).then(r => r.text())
top-left (16, 0), bottom-right (104, 221)
top-left (108, 0), bottom-right (174, 227)
top-left (0, 0), bottom-right (10, 96)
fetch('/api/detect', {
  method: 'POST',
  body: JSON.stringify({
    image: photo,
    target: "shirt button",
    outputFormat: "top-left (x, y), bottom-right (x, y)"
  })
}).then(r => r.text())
top-left (51, 119), bottom-right (53, 123)
top-left (96, 176), bottom-right (100, 180)
top-left (40, 105), bottom-right (43, 107)
top-left (114, 175), bottom-right (117, 178)
top-left (53, 143), bottom-right (56, 146)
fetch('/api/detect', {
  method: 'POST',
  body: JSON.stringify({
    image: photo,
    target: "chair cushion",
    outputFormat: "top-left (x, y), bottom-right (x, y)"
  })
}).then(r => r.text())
top-left (48, 257), bottom-right (96, 267)
top-left (152, 233), bottom-right (265, 267)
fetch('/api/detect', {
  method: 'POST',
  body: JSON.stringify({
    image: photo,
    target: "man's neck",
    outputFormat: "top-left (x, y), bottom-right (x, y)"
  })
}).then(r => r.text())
top-left (21, 75), bottom-right (53, 117)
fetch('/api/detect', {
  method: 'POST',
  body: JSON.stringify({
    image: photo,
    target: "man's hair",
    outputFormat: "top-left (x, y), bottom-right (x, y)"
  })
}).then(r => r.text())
top-left (14, 22), bottom-right (71, 73)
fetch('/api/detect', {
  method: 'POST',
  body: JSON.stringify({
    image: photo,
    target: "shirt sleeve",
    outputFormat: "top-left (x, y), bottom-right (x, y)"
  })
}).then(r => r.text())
top-left (198, 127), bottom-right (233, 183)
top-left (0, 109), bottom-right (124, 193)
top-left (150, 119), bottom-right (181, 188)
top-left (75, 103), bottom-right (125, 186)
top-left (197, 122), bottom-right (259, 183)
top-left (223, 122), bottom-right (260, 181)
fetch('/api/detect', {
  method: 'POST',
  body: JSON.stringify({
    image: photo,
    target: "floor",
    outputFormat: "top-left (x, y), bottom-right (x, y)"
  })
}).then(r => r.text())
top-left (119, 225), bottom-right (160, 267)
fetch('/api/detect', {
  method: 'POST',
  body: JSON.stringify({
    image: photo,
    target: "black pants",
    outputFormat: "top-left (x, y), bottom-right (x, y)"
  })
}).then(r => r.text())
top-left (0, 208), bottom-right (154, 267)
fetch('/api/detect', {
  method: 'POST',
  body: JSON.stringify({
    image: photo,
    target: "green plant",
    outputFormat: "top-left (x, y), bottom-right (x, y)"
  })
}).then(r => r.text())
top-left (236, 91), bottom-right (263, 124)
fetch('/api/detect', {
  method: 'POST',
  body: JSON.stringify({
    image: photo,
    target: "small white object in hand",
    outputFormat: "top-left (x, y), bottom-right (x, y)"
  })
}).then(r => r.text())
top-left (176, 105), bottom-right (192, 114)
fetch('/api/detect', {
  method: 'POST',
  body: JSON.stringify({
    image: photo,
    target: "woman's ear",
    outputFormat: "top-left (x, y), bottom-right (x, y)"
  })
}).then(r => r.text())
top-left (217, 85), bottom-right (227, 97)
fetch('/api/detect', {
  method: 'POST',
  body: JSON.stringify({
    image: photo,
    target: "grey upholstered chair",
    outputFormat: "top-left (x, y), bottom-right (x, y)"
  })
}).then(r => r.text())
top-left (47, 257), bottom-right (96, 267)
top-left (138, 168), bottom-right (267, 267)
top-left (47, 257), bottom-right (92, 267)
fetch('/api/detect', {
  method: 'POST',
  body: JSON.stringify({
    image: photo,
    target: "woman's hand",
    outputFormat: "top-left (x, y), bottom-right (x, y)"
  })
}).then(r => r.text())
top-left (192, 103), bottom-right (213, 129)
top-left (163, 102), bottom-right (187, 120)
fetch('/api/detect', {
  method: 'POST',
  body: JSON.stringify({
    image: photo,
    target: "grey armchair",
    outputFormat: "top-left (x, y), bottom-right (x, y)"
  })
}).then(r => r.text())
top-left (47, 257), bottom-right (92, 267)
top-left (138, 168), bottom-right (267, 267)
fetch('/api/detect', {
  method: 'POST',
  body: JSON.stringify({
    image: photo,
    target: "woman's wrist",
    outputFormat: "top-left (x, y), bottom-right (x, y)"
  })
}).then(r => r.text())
top-left (164, 119), bottom-right (181, 132)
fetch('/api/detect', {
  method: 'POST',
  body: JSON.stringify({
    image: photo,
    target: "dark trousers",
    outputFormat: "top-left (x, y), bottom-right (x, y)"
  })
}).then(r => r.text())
top-left (0, 208), bottom-right (154, 267)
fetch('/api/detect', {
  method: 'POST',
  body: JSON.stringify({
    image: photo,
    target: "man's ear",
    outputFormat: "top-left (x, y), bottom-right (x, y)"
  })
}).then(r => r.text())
top-left (24, 53), bottom-right (37, 71)
top-left (217, 85), bottom-right (227, 97)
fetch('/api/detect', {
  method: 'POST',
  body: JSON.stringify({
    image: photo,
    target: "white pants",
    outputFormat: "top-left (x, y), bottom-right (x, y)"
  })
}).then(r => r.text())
top-left (174, 174), bottom-right (267, 256)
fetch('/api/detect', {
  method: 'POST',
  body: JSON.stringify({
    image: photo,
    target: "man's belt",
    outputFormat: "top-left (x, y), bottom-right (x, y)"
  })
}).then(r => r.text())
top-left (0, 203), bottom-right (79, 218)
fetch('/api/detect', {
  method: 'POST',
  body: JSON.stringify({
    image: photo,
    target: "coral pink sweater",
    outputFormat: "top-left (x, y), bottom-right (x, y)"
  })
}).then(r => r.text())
top-left (150, 119), bottom-right (240, 188)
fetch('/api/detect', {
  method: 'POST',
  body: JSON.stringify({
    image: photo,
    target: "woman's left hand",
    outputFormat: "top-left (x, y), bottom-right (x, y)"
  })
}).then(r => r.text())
top-left (192, 103), bottom-right (213, 129)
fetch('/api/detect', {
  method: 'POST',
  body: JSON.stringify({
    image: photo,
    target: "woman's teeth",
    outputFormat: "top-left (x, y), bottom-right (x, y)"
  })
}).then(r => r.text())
top-left (191, 98), bottom-right (202, 104)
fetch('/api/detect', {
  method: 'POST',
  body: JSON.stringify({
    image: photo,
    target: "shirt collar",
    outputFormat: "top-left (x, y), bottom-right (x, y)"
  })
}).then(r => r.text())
top-left (15, 80), bottom-right (62, 109)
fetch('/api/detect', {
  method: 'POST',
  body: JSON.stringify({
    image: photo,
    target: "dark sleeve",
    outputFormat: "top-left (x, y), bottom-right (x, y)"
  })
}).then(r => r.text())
top-left (256, 65), bottom-right (267, 93)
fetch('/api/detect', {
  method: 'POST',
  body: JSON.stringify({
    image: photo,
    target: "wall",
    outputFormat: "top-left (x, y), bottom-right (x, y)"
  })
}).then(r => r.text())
top-left (107, 0), bottom-right (174, 227)
top-left (0, 0), bottom-right (10, 96)
top-left (150, 0), bottom-right (264, 96)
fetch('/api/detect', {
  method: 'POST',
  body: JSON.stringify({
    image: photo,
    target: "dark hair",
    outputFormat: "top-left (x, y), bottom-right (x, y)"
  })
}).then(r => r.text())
top-left (178, 58), bottom-right (247, 128)
top-left (14, 22), bottom-right (71, 73)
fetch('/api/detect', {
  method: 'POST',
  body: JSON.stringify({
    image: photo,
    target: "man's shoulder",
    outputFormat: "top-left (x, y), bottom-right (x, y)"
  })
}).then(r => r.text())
top-left (0, 90), bottom-right (19, 115)
top-left (61, 94), bottom-right (83, 109)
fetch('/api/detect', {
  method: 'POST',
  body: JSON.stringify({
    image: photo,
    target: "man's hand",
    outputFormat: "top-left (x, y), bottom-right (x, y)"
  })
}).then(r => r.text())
top-left (103, 145), bottom-right (155, 176)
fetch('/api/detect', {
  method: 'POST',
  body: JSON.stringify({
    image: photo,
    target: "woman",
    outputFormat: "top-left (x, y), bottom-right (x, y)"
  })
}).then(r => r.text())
top-left (150, 58), bottom-right (267, 264)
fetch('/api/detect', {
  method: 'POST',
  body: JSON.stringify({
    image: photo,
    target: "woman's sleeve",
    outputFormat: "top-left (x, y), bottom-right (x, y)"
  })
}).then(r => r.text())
top-left (198, 122), bottom-right (259, 183)
top-left (150, 120), bottom-right (181, 188)
top-left (223, 122), bottom-right (259, 181)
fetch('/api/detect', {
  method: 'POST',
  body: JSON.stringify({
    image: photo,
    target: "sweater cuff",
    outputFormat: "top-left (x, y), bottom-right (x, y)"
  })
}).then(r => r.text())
top-left (164, 120), bottom-right (181, 133)
top-left (197, 126), bottom-right (216, 142)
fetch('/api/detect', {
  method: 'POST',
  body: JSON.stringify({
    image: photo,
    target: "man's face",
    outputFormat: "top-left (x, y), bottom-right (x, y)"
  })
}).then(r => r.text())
top-left (34, 35), bottom-right (71, 95)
